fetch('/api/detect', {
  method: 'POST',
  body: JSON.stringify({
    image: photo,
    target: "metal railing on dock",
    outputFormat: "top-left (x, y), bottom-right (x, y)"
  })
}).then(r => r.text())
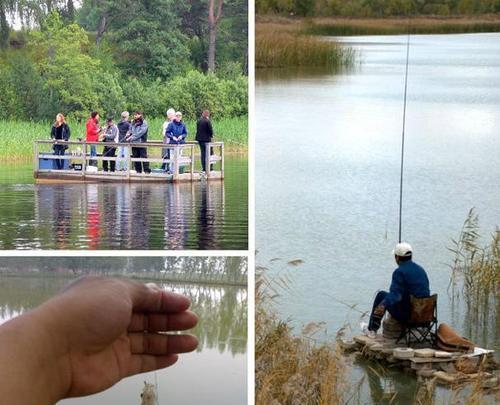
top-left (34, 140), bottom-right (224, 183)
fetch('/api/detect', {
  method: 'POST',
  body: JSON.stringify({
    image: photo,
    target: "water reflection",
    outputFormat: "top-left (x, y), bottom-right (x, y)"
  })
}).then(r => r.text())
top-left (0, 157), bottom-right (247, 250)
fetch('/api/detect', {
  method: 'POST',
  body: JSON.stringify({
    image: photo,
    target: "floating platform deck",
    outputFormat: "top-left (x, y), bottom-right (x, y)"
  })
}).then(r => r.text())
top-left (341, 334), bottom-right (498, 389)
top-left (34, 140), bottom-right (224, 183)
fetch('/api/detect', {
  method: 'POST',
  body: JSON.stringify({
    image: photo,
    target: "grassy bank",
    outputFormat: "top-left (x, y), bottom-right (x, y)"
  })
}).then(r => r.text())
top-left (0, 117), bottom-right (247, 161)
top-left (258, 15), bottom-right (500, 37)
top-left (256, 21), bottom-right (355, 69)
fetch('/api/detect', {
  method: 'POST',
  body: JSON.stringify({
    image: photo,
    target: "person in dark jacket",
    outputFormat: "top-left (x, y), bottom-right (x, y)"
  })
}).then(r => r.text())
top-left (166, 111), bottom-right (187, 174)
top-left (102, 117), bottom-right (118, 172)
top-left (50, 113), bottom-right (71, 170)
top-left (117, 111), bottom-right (131, 171)
top-left (367, 243), bottom-right (430, 336)
top-left (126, 111), bottom-right (150, 174)
top-left (195, 109), bottom-right (214, 173)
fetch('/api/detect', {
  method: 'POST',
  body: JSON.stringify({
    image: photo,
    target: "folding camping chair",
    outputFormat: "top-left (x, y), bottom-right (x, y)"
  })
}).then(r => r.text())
top-left (396, 294), bottom-right (438, 347)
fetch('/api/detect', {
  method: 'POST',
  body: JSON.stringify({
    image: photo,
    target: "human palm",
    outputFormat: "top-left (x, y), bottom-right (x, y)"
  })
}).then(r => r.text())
top-left (42, 277), bottom-right (198, 398)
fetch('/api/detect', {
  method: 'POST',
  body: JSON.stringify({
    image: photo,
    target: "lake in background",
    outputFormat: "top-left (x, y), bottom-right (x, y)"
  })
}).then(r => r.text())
top-left (0, 270), bottom-right (247, 405)
top-left (257, 33), bottom-right (499, 402)
top-left (0, 156), bottom-right (247, 249)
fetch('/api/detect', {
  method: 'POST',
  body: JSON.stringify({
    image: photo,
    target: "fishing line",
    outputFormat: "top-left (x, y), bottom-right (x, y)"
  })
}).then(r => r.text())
top-left (398, 16), bottom-right (411, 243)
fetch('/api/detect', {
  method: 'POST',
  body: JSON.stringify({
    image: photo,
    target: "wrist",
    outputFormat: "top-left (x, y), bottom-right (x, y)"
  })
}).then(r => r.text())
top-left (0, 308), bottom-right (70, 404)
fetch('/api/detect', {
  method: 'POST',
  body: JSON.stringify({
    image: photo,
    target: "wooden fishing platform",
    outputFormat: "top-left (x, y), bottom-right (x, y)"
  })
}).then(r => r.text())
top-left (341, 334), bottom-right (499, 389)
top-left (34, 140), bottom-right (224, 183)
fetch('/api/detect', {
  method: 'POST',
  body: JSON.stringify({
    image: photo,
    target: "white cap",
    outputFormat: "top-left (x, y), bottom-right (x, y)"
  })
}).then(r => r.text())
top-left (393, 242), bottom-right (412, 257)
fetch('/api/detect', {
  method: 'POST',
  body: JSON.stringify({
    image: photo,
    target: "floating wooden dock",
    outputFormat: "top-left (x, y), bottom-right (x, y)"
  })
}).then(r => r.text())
top-left (34, 140), bottom-right (224, 183)
top-left (341, 334), bottom-right (498, 389)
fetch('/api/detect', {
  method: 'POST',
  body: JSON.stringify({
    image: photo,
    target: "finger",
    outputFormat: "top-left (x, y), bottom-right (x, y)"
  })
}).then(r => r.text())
top-left (129, 333), bottom-right (198, 355)
top-left (128, 310), bottom-right (198, 332)
top-left (127, 282), bottom-right (191, 314)
top-left (127, 354), bottom-right (179, 376)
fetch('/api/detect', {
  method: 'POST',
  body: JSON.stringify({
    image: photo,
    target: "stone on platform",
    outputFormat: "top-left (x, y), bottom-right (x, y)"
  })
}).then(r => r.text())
top-left (414, 348), bottom-right (435, 358)
top-left (393, 348), bottom-right (414, 359)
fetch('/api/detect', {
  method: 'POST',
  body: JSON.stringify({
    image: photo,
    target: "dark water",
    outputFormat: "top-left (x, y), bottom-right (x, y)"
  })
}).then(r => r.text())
top-left (257, 33), bottom-right (499, 403)
top-left (0, 157), bottom-right (247, 250)
top-left (0, 273), bottom-right (247, 405)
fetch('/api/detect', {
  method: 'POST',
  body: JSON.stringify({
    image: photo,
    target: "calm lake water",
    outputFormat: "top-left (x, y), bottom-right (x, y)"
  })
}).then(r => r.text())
top-left (0, 274), bottom-right (247, 405)
top-left (0, 156), bottom-right (247, 250)
top-left (257, 33), bottom-right (499, 401)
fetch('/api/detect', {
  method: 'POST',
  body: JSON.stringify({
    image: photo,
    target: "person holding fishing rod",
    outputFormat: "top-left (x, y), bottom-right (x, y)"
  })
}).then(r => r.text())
top-left (365, 243), bottom-right (430, 337)
top-left (101, 116), bottom-right (119, 172)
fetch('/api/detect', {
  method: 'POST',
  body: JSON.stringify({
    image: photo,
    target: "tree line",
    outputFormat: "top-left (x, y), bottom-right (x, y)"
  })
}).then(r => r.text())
top-left (256, 0), bottom-right (500, 17)
top-left (0, 0), bottom-right (248, 121)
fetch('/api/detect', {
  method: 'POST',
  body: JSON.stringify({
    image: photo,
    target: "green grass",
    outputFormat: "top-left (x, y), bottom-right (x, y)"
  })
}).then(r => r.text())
top-left (0, 116), bottom-right (247, 161)
top-left (256, 22), bottom-right (355, 69)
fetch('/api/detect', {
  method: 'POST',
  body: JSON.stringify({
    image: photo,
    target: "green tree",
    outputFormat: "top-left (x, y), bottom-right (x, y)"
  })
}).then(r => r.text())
top-left (30, 12), bottom-right (101, 118)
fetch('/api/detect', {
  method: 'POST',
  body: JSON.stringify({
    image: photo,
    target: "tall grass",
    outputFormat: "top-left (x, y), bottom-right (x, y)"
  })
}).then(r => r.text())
top-left (255, 271), bottom-right (348, 404)
top-left (0, 116), bottom-right (248, 161)
top-left (448, 208), bottom-right (499, 348)
top-left (256, 22), bottom-right (355, 69)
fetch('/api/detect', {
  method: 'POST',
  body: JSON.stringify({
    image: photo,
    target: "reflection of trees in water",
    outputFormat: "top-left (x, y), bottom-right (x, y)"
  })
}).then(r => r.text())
top-left (0, 256), bottom-right (247, 286)
top-left (0, 275), bottom-right (246, 354)
top-left (0, 277), bottom-right (68, 322)
top-left (167, 284), bottom-right (247, 355)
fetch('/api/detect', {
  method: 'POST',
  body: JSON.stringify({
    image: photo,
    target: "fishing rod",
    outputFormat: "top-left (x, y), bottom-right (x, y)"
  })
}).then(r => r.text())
top-left (398, 16), bottom-right (411, 243)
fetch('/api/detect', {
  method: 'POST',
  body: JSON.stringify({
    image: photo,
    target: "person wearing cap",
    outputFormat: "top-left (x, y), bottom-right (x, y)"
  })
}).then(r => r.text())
top-left (195, 109), bottom-right (214, 174)
top-left (161, 108), bottom-right (176, 172)
top-left (166, 112), bottom-right (187, 174)
top-left (367, 242), bottom-right (430, 335)
top-left (117, 111), bottom-right (131, 171)
top-left (102, 117), bottom-right (119, 172)
top-left (126, 111), bottom-right (150, 174)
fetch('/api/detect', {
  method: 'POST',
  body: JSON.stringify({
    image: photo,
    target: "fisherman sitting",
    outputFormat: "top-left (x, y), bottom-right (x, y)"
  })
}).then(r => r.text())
top-left (366, 242), bottom-right (430, 337)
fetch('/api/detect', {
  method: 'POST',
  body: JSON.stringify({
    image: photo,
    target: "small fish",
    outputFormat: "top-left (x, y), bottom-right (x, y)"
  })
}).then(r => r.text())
top-left (140, 381), bottom-right (158, 405)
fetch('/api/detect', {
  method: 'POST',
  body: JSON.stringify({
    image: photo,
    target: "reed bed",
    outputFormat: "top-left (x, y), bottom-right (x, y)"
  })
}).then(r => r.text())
top-left (255, 271), bottom-right (348, 404)
top-left (256, 22), bottom-right (355, 69)
top-left (305, 16), bottom-right (500, 36)
top-left (447, 209), bottom-right (499, 349)
top-left (0, 116), bottom-right (248, 161)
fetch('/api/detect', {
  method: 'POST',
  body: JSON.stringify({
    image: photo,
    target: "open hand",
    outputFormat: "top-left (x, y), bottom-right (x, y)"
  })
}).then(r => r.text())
top-left (38, 276), bottom-right (198, 399)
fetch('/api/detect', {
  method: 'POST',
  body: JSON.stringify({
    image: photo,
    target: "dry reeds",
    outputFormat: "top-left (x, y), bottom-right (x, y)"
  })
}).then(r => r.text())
top-left (256, 22), bottom-right (355, 69)
top-left (255, 271), bottom-right (347, 404)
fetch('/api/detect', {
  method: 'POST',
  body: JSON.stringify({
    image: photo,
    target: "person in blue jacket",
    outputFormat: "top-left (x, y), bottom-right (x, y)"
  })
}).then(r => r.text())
top-left (166, 111), bottom-right (187, 174)
top-left (367, 242), bottom-right (430, 335)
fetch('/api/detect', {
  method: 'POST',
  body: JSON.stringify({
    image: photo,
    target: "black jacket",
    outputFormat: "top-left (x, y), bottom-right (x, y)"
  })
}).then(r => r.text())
top-left (50, 123), bottom-right (71, 141)
top-left (195, 117), bottom-right (213, 142)
top-left (117, 120), bottom-right (131, 143)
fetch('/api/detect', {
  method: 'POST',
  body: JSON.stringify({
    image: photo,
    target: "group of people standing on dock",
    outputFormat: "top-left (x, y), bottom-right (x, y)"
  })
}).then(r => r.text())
top-left (50, 108), bottom-right (214, 174)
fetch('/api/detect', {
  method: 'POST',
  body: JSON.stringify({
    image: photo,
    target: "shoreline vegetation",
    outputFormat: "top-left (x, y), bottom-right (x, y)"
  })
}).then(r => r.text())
top-left (258, 14), bottom-right (500, 37)
top-left (256, 21), bottom-right (355, 69)
top-left (256, 14), bottom-right (500, 69)
top-left (0, 117), bottom-right (247, 162)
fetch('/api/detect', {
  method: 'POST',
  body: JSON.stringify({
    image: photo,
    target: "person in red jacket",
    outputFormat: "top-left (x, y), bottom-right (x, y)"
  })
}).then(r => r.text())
top-left (86, 111), bottom-right (101, 167)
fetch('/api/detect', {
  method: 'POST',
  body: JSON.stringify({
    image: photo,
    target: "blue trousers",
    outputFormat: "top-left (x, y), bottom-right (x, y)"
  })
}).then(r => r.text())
top-left (53, 145), bottom-right (65, 170)
top-left (368, 290), bottom-right (406, 332)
